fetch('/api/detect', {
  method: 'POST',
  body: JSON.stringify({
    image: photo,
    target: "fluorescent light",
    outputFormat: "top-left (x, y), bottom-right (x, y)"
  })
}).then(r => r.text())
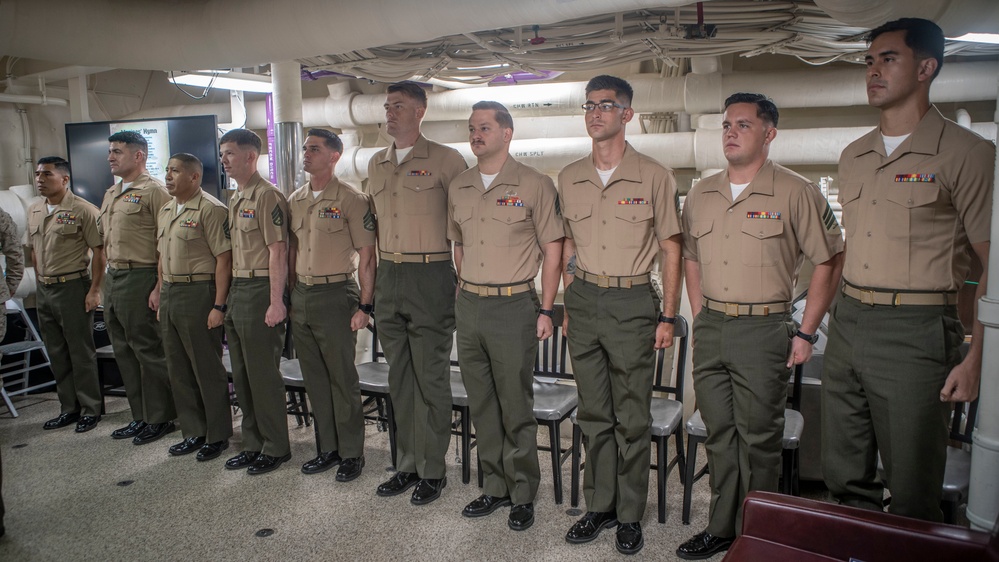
top-left (168, 71), bottom-right (273, 93)
top-left (948, 33), bottom-right (999, 45)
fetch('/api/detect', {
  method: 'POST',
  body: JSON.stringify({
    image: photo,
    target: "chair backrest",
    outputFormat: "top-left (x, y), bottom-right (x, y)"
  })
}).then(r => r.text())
top-left (367, 322), bottom-right (386, 362)
top-left (787, 362), bottom-right (804, 411)
top-left (950, 398), bottom-right (979, 446)
top-left (652, 314), bottom-right (689, 402)
top-left (534, 304), bottom-right (569, 379)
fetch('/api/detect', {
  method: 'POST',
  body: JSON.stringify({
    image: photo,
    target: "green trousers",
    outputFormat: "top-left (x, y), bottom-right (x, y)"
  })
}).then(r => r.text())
top-left (822, 294), bottom-right (962, 522)
top-left (692, 309), bottom-right (794, 537)
top-left (456, 289), bottom-right (540, 505)
top-left (104, 267), bottom-right (175, 423)
top-left (36, 277), bottom-right (102, 417)
top-left (374, 259), bottom-right (456, 479)
top-left (225, 277), bottom-right (289, 457)
top-left (291, 280), bottom-right (365, 458)
top-left (564, 278), bottom-right (658, 523)
top-left (160, 281), bottom-right (232, 443)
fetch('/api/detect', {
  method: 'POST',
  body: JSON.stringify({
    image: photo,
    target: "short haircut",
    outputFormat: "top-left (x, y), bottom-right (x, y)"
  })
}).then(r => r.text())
top-left (306, 128), bottom-right (344, 153)
top-left (387, 81), bottom-right (428, 107)
top-left (868, 18), bottom-right (944, 79)
top-left (471, 101), bottom-right (514, 131)
top-left (169, 152), bottom-right (203, 176)
top-left (37, 156), bottom-right (71, 176)
top-left (219, 128), bottom-right (263, 152)
top-left (723, 93), bottom-right (779, 127)
top-left (108, 130), bottom-right (148, 153)
top-left (585, 75), bottom-right (634, 106)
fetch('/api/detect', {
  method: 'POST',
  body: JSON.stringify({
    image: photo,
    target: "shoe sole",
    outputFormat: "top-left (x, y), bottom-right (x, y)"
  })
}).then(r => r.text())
top-left (565, 518), bottom-right (619, 544)
top-left (44, 422), bottom-right (78, 430)
top-left (508, 515), bottom-right (534, 531)
top-left (675, 543), bottom-right (733, 560)
top-left (376, 478), bottom-right (420, 497)
top-left (462, 499), bottom-right (511, 518)
top-left (617, 536), bottom-right (644, 555)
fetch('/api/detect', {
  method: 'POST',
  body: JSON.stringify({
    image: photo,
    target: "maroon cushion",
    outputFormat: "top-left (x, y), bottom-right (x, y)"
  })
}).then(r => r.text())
top-left (725, 537), bottom-right (841, 562)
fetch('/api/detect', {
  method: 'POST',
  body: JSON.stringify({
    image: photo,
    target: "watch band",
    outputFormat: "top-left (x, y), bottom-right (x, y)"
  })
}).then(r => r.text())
top-left (539, 308), bottom-right (554, 318)
top-left (212, 304), bottom-right (227, 313)
top-left (658, 313), bottom-right (676, 324)
top-left (359, 303), bottom-right (374, 315)
top-left (795, 329), bottom-right (819, 344)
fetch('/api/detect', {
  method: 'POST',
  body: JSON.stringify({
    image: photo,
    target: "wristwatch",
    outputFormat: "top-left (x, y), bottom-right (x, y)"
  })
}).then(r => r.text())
top-left (658, 313), bottom-right (676, 324)
top-left (795, 329), bottom-right (819, 344)
top-left (212, 304), bottom-right (227, 313)
top-left (539, 309), bottom-right (555, 318)
top-left (359, 303), bottom-right (374, 315)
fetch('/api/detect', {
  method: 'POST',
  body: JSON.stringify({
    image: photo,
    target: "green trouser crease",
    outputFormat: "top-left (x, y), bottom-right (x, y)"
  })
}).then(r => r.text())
top-left (37, 278), bottom-right (102, 417)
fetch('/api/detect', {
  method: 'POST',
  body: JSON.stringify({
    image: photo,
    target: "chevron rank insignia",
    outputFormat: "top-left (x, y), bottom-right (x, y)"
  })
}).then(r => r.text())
top-left (363, 209), bottom-right (376, 231)
top-left (271, 204), bottom-right (284, 226)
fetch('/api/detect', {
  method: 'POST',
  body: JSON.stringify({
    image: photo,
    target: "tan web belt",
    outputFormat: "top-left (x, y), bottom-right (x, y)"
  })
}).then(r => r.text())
top-left (460, 280), bottom-right (535, 297)
top-left (232, 269), bottom-right (269, 279)
top-left (298, 273), bottom-right (351, 286)
top-left (162, 273), bottom-right (215, 283)
top-left (379, 251), bottom-right (451, 264)
top-left (38, 271), bottom-right (89, 285)
top-left (842, 283), bottom-right (958, 306)
top-left (108, 261), bottom-right (156, 271)
top-left (702, 297), bottom-right (790, 317)
top-left (575, 269), bottom-right (650, 289)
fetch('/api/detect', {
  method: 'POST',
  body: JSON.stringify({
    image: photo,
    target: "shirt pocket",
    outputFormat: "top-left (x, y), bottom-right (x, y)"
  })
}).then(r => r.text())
top-left (177, 225), bottom-right (203, 241)
top-left (741, 219), bottom-right (784, 267)
top-left (291, 213), bottom-right (306, 235)
top-left (402, 176), bottom-right (437, 215)
top-left (565, 204), bottom-right (593, 246)
top-left (837, 181), bottom-right (862, 239)
top-left (885, 182), bottom-right (941, 241)
top-left (689, 219), bottom-right (714, 265)
top-left (491, 205), bottom-right (528, 247)
top-left (614, 204), bottom-right (653, 248)
top-left (318, 217), bottom-right (345, 234)
top-left (58, 223), bottom-right (79, 236)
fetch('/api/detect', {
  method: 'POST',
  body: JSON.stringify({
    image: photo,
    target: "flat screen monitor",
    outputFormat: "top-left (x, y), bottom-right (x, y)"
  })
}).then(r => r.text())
top-left (65, 115), bottom-right (222, 206)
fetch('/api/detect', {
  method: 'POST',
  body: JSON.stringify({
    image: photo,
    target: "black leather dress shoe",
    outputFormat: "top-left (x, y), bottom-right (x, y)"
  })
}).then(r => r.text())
top-left (335, 456), bottom-right (365, 482)
top-left (197, 440), bottom-right (229, 462)
top-left (616, 522), bottom-right (644, 555)
top-left (301, 451), bottom-right (342, 475)
top-left (168, 436), bottom-right (206, 456)
top-left (508, 503), bottom-right (535, 531)
top-left (43, 412), bottom-right (80, 430)
top-left (462, 494), bottom-right (511, 518)
top-left (565, 511), bottom-right (618, 544)
top-left (224, 450), bottom-right (260, 470)
top-left (410, 477), bottom-right (447, 505)
top-left (247, 453), bottom-right (292, 475)
top-left (111, 420), bottom-right (146, 439)
top-left (74, 415), bottom-right (101, 433)
top-left (376, 471), bottom-right (420, 497)
top-left (676, 531), bottom-right (735, 560)
top-left (132, 421), bottom-right (176, 445)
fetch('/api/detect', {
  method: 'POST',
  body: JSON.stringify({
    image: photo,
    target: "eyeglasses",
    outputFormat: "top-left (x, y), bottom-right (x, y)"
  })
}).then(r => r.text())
top-left (581, 102), bottom-right (626, 113)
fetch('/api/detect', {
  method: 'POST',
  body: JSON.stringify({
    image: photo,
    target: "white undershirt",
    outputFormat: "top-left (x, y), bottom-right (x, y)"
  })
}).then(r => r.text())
top-left (121, 181), bottom-right (134, 192)
top-left (730, 182), bottom-right (751, 200)
top-left (395, 146), bottom-right (413, 164)
top-left (882, 133), bottom-right (910, 157)
top-left (311, 190), bottom-right (322, 199)
top-left (596, 166), bottom-right (617, 187)
top-left (480, 172), bottom-right (499, 190)
top-left (176, 203), bottom-right (185, 215)
top-left (47, 204), bottom-right (57, 214)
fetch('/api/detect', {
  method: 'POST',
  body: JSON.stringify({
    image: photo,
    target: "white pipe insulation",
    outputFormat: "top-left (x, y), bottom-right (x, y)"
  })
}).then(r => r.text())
top-left (813, 0), bottom-right (999, 36)
top-left (0, 94), bottom-right (69, 107)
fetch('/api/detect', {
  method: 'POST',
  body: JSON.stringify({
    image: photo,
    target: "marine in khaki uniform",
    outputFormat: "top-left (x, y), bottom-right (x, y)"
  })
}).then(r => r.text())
top-left (100, 130), bottom-right (177, 445)
top-left (559, 75), bottom-right (682, 556)
top-left (367, 81), bottom-right (468, 504)
top-left (822, 18), bottom-right (994, 522)
top-left (0, 204), bottom-right (22, 538)
top-left (157, 153), bottom-right (233, 462)
top-left (218, 128), bottom-right (292, 475)
top-left (448, 102), bottom-right (564, 531)
top-left (676, 95), bottom-right (844, 561)
top-left (289, 129), bottom-right (376, 482)
top-left (30, 157), bottom-right (105, 433)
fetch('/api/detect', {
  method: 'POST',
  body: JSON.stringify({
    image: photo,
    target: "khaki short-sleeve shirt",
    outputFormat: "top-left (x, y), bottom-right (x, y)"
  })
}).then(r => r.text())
top-left (228, 172), bottom-right (289, 271)
top-left (682, 160), bottom-right (844, 303)
top-left (557, 143), bottom-right (681, 276)
top-left (98, 172), bottom-right (170, 265)
top-left (447, 156), bottom-right (564, 284)
top-left (838, 106), bottom-right (994, 292)
top-left (27, 191), bottom-right (102, 277)
top-left (289, 177), bottom-right (376, 276)
top-left (157, 190), bottom-right (231, 276)
top-left (367, 134), bottom-right (468, 254)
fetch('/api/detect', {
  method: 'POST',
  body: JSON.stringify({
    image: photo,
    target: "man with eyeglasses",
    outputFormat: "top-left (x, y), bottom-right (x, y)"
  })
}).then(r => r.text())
top-left (559, 75), bottom-right (682, 555)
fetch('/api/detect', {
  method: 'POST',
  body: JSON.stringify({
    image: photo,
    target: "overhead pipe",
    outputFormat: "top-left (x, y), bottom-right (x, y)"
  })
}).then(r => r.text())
top-left (0, 93), bottom-right (69, 106)
top-left (270, 61), bottom-right (304, 195)
top-left (813, 0), bottom-right (999, 36)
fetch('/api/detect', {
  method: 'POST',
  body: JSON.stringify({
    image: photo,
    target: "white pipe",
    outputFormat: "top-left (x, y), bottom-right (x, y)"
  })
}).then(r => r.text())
top-left (967, 72), bottom-right (999, 534)
top-left (0, 93), bottom-right (69, 106)
top-left (956, 108), bottom-right (972, 129)
top-left (0, 0), bottom-right (701, 71)
top-left (17, 109), bottom-right (32, 186)
top-left (813, 0), bottom-right (999, 36)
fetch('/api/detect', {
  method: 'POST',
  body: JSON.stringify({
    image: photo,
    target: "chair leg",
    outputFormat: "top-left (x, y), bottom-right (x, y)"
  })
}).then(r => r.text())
top-left (477, 453), bottom-right (483, 488)
top-left (1, 386), bottom-right (17, 417)
top-left (549, 421), bottom-right (563, 505)
top-left (461, 406), bottom-right (471, 485)
top-left (570, 423), bottom-right (582, 508)
top-left (675, 426), bottom-right (686, 486)
top-left (299, 390), bottom-right (311, 427)
top-left (656, 436), bottom-right (666, 523)
top-left (781, 448), bottom-right (793, 495)
top-left (682, 435), bottom-right (700, 525)
top-left (385, 395), bottom-right (397, 469)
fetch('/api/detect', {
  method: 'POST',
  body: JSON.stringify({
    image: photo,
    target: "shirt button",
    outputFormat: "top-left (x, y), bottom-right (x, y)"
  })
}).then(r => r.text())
top-left (864, 263), bottom-right (869, 269)
top-left (394, 235), bottom-right (399, 239)
top-left (602, 245), bottom-right (606, 250)
top-left (601, 195), bottom-right (607, 199)
top-left (907, 199), bottom-right (913, 204)
top-left (393, 213), bottom-right (398, 217)
top-left (872, 200), bottom-right (877, 205)
top-left (723, 260), bottom-right (728, 265)
top-left (725, 234), bottom-right (729, 239)
top-left (480, 241), bottom-right (484, 245)
top-left (724, 287), bottom-right (728, 291)
top-left (727, 209), bottom-right (733, 213)
top-left (867, 232), bottom-right (872, 237)
top-left (480, 263), bottom-right (484, 267)
top-left (602, 220), bottom-right (606, 224)
top-left (392, 193), bottom-right (397, 197)
top-left (480, 218), bottom-right (485, 222)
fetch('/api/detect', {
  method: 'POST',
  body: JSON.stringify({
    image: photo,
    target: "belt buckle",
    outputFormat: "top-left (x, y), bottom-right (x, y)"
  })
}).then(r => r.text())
top-left (477, 286), bottom-right (489, 297)
top-left (724, 303), bottom-right (740, 317)
top-left (423, 254), bottom-right (431, 264)
top-left (58, 275), bottom-right (67, 283)
top-left (596, 275), bottom-right (610, 289)
top-left (860, 289), bottom-right (876, 306)
top-left (622, 278), bottom-right (633, 289)
top-left (304, 276), bottom-right (315, 286)
top-left (391, 253), bottom-right (403, 264)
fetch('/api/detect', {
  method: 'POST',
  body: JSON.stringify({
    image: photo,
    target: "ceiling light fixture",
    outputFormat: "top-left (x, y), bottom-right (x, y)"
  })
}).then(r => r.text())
top-left (948, 33), bottom-right (999, 45)
top-left (167, 70), bottom-right (273, 93)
